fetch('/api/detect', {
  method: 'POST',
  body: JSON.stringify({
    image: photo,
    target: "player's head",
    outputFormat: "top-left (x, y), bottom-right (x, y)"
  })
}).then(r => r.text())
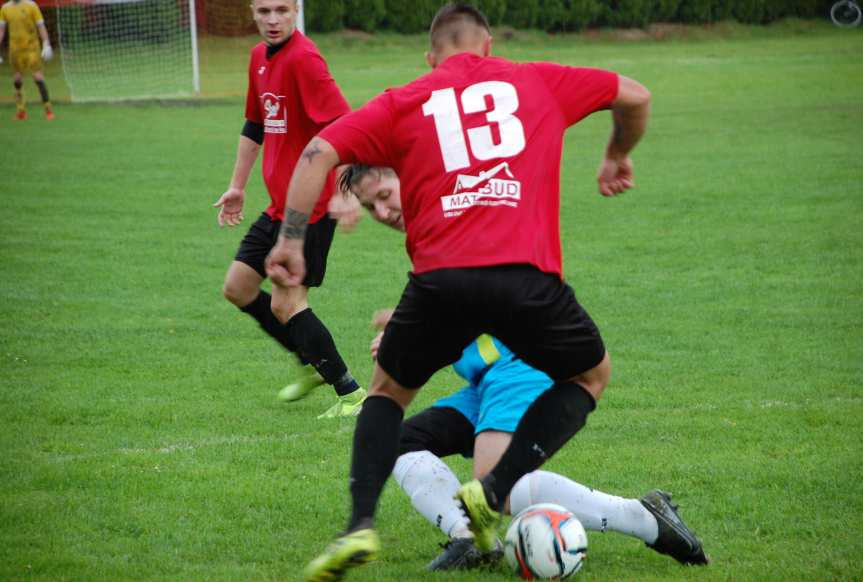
top-left (426, 3), bottom-right (492, 69)
top-left (251, 0), bottom-right (299, 45)
top-left (338, 165), bottom-right (404, 232)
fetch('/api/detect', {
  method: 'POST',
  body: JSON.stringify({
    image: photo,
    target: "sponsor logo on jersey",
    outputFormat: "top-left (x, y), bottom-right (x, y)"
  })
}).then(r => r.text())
top-left (261, 92), bottom-right (287, 134)
top-left (441, 162), bottom-right (522, 218)
top-left (258, 66), bottom-right (266, 75)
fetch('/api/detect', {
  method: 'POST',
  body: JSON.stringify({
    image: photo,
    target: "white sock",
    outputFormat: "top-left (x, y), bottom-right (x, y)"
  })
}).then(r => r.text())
top-left (392, 451), bottom-right (471, 539)
top-left (510, 470), bottom-right (659, 544)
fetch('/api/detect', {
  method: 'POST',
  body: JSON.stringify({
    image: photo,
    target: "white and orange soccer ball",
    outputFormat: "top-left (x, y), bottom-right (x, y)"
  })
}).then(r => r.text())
top-left (504, 503), bottom-right (588, 580)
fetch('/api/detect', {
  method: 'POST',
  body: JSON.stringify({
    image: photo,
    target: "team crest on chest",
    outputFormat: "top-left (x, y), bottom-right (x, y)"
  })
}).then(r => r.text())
top-left (261, 92), bottom-right (287, 134)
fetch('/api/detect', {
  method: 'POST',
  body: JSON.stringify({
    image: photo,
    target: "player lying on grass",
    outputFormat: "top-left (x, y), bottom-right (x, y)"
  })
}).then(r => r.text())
top-left (387, 330), bottom-right (709, 570)
top-left (355, 166), bottom-right (709, 571)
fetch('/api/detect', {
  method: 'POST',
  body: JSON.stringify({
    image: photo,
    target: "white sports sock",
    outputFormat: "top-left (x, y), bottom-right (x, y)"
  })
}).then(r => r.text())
top-left (509, 470), bottom-right (659, 544)
top-left (393, 451), bottom-right (471, 539)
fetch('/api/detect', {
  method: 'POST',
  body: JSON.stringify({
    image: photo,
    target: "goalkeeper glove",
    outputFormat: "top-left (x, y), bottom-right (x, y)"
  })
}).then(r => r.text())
top-left (41, 42), bottom-right (53, 62)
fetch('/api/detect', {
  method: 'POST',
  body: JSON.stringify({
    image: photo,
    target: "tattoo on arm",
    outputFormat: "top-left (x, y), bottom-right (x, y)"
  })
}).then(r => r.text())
top-left (301, 138), bottom-right (324, 165)
top-left (280, 208), bottom-right (309, 240)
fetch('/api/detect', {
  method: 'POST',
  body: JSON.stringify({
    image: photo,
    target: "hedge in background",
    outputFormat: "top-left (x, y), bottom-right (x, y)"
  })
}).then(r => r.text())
top-left (187, 0), bottom-right (836, 34)
top-left (344, 0), bottom-right (387, 31)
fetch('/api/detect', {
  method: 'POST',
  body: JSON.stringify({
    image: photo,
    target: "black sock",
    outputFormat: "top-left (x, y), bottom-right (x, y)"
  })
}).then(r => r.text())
top-left (35, 80), bottom-right (50, 103)
top-left (347, 396), bottom-right (403, 531)
top-left (483, 381), bottom-right (596, 510)
top-left (286, 308), bottom-right (359, 396)
top-left (239, 292), bottom-right (305, 364)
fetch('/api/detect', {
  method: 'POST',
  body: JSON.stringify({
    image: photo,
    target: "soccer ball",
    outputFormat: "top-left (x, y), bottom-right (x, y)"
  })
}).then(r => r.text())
top-left (504, 503), bottom-right (588, 580)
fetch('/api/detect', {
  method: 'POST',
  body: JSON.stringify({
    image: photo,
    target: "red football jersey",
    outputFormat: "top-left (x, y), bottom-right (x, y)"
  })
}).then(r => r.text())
top-left (319, 53), bottom-right (618, 276)
top-left (245, 32), bottom-right (350, 223)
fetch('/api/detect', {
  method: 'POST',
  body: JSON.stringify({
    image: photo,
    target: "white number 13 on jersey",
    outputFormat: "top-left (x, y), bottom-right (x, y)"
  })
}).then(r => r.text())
top-left (422, 81), bottom-right (526, 172)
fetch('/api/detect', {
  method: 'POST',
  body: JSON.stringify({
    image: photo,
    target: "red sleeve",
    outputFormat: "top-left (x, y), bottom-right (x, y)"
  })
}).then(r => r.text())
top-left (318, 92), bottom-right (394, 167)
top-left (244, 51), bottom-right (262, 124)
top-left (529, 63), bottom-right (618, 126)
top-left (295, 48), bottom-right (351, 128)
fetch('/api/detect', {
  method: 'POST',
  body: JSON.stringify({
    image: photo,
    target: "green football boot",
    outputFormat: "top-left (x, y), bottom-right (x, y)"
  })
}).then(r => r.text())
top-left (304, 528), bottom-right (380, 582)
top-left (278, 364), bottom-right (324, 402)
top-left (455, 479), bottom-right (501, 553)
top-left (317, 388), bottom-right (367, 419)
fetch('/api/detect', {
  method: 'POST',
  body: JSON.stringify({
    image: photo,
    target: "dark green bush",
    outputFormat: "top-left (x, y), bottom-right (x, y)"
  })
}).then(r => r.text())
top-left (504, 0), bottom-right (540, 28)
top-left (538, 0), bottom-right (569, 30)
top-left (306, 0), bottom-right (345, 32)
top-left (343, 0), bottom-right (387, 31)
top-left (676, 0), bottom-right (715, 22)
top-left (569, 0), bottom-right (604, 30)
top-left (383, 0), bottom-right (443, 33)
top-left (652, 0), bottom-right (683, 21)
top-left (601, 0), bottom-right (654, 27)
top-left (732, 0), bottom-right (768, 23)
top-left (474, 0), bottom-right (508, 25)
top-left (200, 0), bottom-right (835, 36)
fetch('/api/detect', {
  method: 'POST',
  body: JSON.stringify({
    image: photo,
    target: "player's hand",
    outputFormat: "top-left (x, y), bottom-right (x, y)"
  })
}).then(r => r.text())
top-left (370, 331), bottom-right (384, 360)
top-left (597, 156), bottom-right (634, 197)
top-left (265, 236), bottom-right (306, 287)
top-left (0, 55), bottom-right (4, 65)
top-left (41, 43), bottom-right (53, 62)
top-left (213, 187), bottom-right (245, 227)
top-left (327, 192), bottom-right (362, 232)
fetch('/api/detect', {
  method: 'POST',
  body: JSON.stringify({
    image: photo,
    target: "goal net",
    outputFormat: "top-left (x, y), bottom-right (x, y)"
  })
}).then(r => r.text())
top-left (55, 0), bottom-right (200, 102)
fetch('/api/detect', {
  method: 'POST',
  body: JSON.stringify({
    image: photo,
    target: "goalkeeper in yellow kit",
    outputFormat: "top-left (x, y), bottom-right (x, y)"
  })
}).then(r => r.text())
top-left (0, 0), bottom-right (54, 120)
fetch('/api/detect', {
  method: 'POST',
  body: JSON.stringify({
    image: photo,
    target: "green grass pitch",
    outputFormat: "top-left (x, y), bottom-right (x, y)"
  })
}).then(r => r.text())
top-left (1, 19), bottom-right (862, 581)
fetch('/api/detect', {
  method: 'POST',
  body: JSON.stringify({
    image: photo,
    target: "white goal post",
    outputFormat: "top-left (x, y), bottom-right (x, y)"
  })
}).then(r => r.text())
top-left (55, 0), bottom-right (200, 102)
top-left (297, 0), bottom-right (304, 33)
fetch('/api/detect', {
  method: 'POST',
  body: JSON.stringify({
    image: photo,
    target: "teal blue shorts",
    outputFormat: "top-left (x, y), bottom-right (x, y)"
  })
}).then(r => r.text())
top-left (434, 353), bottom-right (552, 434)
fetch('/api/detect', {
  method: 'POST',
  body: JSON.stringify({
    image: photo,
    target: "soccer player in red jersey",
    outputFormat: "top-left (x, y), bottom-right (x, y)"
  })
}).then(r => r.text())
top-left (266, 3), bottom-right (651, 577)
top-left (349, 167), bottom-right (707, 571)
top-left (213, 0), bottom-right (366, 419)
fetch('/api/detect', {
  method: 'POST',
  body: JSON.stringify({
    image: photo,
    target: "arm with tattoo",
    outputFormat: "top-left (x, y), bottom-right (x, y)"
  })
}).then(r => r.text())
top-left (279, 208), bottom-right (310, 240)
top-left (282, 137), bottom-right (341, 224)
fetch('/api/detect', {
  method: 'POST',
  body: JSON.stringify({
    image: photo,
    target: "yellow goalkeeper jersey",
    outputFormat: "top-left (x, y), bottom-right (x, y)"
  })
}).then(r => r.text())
top-left (1, 0), bottom-right (44, 53)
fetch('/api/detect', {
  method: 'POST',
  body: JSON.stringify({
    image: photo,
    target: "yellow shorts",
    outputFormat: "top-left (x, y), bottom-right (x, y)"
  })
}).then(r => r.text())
top-left (10, 47), bottom-right (42, 74)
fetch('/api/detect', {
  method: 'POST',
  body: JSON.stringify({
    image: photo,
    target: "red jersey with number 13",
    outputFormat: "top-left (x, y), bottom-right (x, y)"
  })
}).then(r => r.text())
top-left (319, 53), bottom-right (618, 276)
top-left (245, 32), bottom-right (350, 223)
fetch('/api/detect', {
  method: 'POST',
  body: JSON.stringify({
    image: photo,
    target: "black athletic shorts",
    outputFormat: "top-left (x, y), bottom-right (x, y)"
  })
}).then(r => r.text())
top-left (234, 212), bottom-right (337, 287)
top-left (377, 264), bottom-right (606, 389)
top-left (399, 406), bottom-right (475, 458)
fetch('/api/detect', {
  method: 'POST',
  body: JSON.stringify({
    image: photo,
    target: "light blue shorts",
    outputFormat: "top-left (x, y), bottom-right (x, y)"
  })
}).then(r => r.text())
top-left (434, 357), bottom-right (552, 434)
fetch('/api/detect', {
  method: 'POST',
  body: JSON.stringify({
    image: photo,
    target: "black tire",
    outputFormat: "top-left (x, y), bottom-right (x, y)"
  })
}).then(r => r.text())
top-left (831, 0), bottom-right (862, 27)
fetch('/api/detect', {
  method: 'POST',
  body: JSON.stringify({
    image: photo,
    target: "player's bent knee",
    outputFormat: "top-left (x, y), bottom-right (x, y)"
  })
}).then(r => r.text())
top-left (569, 351), bottom-right (611, 401)
top-left (222, 282), bottom-right (249, 307)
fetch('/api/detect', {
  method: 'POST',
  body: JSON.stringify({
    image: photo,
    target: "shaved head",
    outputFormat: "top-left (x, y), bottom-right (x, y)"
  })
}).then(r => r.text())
top-left (428, 3), bottom-right (491, 54)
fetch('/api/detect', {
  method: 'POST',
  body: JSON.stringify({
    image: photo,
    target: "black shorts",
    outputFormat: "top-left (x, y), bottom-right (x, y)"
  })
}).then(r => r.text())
top-left (399, 406), bottom-right (475, 458)
top-left (234, 212), bottom-right (337, 287)
top-left (377, 264), bottom-right (606, 389)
